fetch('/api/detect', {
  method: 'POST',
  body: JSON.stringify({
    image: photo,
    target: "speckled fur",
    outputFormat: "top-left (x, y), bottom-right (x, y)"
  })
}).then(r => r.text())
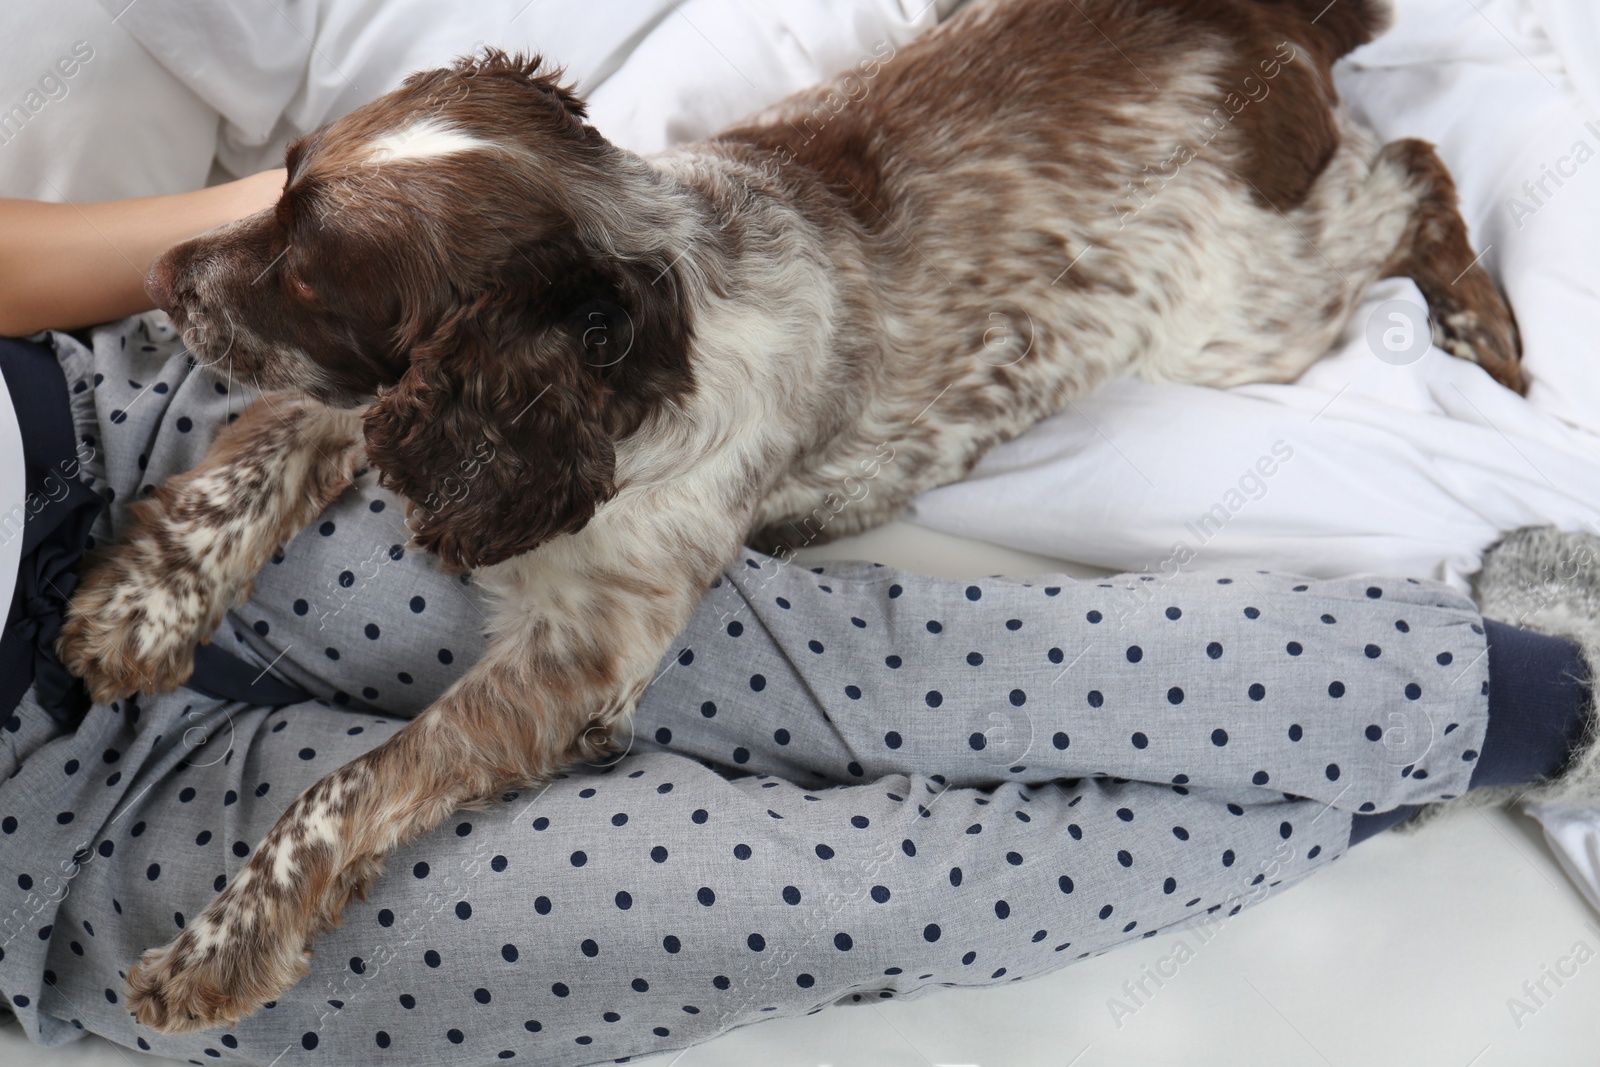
top-left (58, 395), bottom-right (366, 704)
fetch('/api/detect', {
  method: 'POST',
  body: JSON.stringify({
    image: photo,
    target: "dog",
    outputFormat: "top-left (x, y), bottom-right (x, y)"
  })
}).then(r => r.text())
top-left (58, 0), bottom-right (1521, 1033)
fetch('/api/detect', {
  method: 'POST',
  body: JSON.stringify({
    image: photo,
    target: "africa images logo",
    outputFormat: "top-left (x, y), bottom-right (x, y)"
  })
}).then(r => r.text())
top-left (0, 41), bottom-right (95, 147)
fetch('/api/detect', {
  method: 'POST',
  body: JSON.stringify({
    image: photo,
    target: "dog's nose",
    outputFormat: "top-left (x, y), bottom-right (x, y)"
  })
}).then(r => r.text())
top-left (145, 248), bottom-right (182, 320)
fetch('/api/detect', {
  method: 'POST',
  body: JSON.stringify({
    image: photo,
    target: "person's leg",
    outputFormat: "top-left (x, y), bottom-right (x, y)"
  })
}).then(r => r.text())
top-left (41, 314), bottom-right (1594, 830)
top-left (46, 313), bottom-right (488, 716)
top-left (630, 553), bottom-right (1492, 811)
top-left (636, 544), bottom-right (1595, 848)
top-left (0, 551), bottom-right (1528, 1064)
top-left (5, 684), bottom-right (1352, 1065)
top-left (0, 315), bottom-right (491, 1045)
top-left (21, 541), bottom-right (1588, 1064)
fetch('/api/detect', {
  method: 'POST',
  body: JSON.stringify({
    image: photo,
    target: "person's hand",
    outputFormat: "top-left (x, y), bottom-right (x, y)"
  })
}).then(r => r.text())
top-left (215, 167), bottom-right (288, 229)
top-left (0, 168), bottom-right (287, 337)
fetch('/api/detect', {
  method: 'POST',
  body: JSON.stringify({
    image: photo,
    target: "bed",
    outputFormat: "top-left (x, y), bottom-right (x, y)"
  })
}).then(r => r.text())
top-left (1, 0), bottom-right (1597, 1062)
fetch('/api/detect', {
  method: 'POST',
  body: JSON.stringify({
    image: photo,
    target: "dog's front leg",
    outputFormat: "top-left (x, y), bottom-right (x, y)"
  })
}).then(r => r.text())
top-left (122, 544), bottom-right (714, 1033)
top-left (57, 394), bottom-right (366, 703)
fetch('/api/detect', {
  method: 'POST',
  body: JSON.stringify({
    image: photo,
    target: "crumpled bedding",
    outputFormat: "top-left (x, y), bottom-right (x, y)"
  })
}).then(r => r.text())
top-left (906, 0), bottom-right (1600, 589)
top-left (97, 0), bottom-right (954, 178)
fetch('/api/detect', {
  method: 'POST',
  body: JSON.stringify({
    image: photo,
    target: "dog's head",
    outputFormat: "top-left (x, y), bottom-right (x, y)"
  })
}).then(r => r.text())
top-left (149, 50), bottom-right (695, 570)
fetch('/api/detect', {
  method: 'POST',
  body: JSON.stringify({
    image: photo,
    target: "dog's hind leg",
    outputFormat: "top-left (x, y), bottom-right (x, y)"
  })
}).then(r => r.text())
top-left (1189, 127), bottom-right (1526, 395)
top-left (1378, 137), bottom-right (1525, 393)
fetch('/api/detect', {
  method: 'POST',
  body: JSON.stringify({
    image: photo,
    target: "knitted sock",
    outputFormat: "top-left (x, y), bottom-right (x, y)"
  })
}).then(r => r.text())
top-left (1471, 526), bottom-right (1600, 805)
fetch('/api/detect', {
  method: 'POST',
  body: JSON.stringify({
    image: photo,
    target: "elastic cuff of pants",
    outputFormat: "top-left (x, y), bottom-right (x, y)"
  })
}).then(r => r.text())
top-left (1351, 620), bottom-right (1591, 846)
top-left (1349, 804), bottom-right (1423, 845)
top-left (1469, 619), bottom-right (1592, 791)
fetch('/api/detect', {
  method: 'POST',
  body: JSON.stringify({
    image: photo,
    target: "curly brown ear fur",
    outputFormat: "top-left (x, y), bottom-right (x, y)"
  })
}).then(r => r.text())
top-left (403, 47), bottom-right (589, 127)
top-left (363, 319), bottom-right (616, 571)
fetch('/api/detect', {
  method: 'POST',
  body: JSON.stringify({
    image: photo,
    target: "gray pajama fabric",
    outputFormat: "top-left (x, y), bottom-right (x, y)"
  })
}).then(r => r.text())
top-left (0, 316), bottom-right (1493, 1065)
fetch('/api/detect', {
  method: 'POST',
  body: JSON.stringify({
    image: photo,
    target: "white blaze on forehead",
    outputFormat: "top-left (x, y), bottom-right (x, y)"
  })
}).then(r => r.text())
top-left (365, 119), bottom-right (493, 164)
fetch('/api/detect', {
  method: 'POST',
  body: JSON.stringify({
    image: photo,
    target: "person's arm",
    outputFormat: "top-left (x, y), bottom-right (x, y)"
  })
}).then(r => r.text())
top-left (0, 168), bottom-right (285, 337)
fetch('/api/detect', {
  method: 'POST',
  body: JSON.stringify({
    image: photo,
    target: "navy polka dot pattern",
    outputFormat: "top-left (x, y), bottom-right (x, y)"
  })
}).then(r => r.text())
top-left (0, 318), bottom-right (1494, 1064)
top-left (635, 565), bottom-right (1486, 812)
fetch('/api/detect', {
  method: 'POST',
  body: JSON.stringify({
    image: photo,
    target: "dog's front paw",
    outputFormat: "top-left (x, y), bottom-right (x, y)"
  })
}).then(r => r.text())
top-left (126, 901), bottom-right (309, 1034)
top-left (57, 538), bottom-right (226, 704)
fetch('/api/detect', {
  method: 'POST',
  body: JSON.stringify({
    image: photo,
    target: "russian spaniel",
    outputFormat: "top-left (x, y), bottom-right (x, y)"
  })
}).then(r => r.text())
top-left (59, 0), bottom-right (1519, 1032)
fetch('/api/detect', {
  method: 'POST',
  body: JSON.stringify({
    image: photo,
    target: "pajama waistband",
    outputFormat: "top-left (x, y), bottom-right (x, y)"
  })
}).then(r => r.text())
top-left (0, 334), bottom-right (106, 728)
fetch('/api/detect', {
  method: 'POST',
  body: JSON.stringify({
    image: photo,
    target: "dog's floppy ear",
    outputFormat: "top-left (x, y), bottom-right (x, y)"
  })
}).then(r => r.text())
top-left (363, 318), bottom-right (616, 571)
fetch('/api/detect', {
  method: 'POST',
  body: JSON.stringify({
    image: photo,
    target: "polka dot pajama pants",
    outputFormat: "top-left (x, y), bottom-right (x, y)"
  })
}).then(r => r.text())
top-left (0, 317), bottom-right (1493, 1065)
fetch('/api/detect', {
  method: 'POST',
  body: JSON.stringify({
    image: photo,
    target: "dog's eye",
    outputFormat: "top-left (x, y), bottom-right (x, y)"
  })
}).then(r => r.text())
top-left (284, 266), bottom-right (314, 301)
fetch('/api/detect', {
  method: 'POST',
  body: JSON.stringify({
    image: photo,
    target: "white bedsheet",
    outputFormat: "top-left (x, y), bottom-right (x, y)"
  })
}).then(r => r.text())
top-left (908, 0), bottom-right (1600, 590)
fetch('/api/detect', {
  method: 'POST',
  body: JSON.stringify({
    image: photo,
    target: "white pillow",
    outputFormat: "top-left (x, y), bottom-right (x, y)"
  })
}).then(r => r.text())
top-left (99, 0), bottom-right (945, 173)
top-left (97, 0), bottom-right (665, 176)
top-left (0, 0), bottom-right (219, 201)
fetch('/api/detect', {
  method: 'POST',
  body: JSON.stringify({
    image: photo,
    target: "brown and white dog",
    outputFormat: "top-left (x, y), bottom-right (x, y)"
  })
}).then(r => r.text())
top-left (59, 0), bottom-right (1520, 1033)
